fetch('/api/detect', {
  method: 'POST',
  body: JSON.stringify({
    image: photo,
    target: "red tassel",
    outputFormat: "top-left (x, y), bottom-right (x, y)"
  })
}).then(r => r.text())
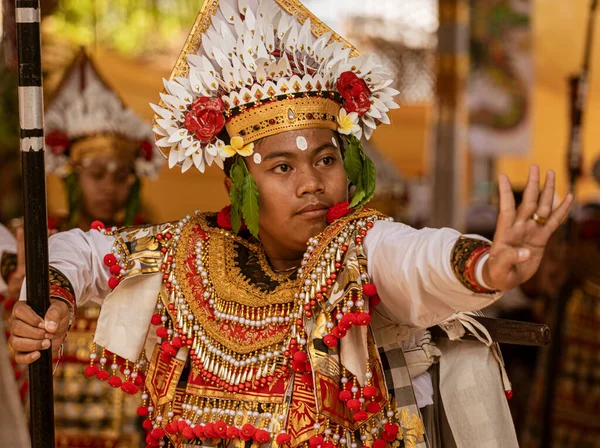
top-left (85, 365), bottom-right (99, 377)
top-left (363, 385), bottom-right (377, 398)
top-left (137, 406), bottom-right (149, 417)
top-left (108, 375), bottom-right (122, 388)
top-left (150, 314), bottom-right (162, 326)
top-left (347, 399), bottom-right (361, 411)
top-left (96, 370), bottom-right (109, 381)
top-left (367, 402), bottom-right (381, 413)
top-left (276, 432), bottom-right (291, 445)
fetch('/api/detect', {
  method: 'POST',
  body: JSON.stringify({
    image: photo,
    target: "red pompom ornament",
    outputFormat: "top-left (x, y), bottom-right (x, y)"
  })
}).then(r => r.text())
top-left (143, 419), bottom-right (154, 431)
top-left (353, 410), bottom-right (368, 421)
top-left (103, 254), bottom-right (117, 267)
top-left (301, 372), bottom-right (313, 387)
top-left (384, 423), bottom-right (399, 436)
top-left (332, 326), bottom-right (347, 339)
top-left (363, 385), bottom-right (377, 398)
top-left (151, 314), bottom-right (162, 326)
top-left (326, 202), bottom-right (352, 224)
top-left (355, 312), bottom-right (371, 326)
top-left (90, 220), bottom-right (105, 230)
top-left (203, 422), bottom-right (216, 438)
top-left (136, 406), bottom-right (149, 417)
top-left (109, 264), bottom-right (122, 276)
top-left (340, 313), bottom-right (357, 329)
top-left (347, 399), bottom-right (361, 411)
top-left (215, 420), bottom-right (228, 437)
top-left (323, 334), bottom-right (338, 347)
top-left (192, 424), bottom-right (205, 438)
top-left (108, 375), bottom-right (122, 388)
top-left (339, 390), bottom-right (352, 401)
top-left (182, 426), bottom-right (195, 440)
top-left (293, 351), bottom-right (307, 363)
top-left (96, 370), bottom-right (109, 381)
top-left (108, 277), bottom-right (120, 290)
top-left (241, 424), bottom-right (257, 441)
top-left (226, 426), bottom-right (240, 439)
top-left (373, 439), bottom-right (387, 448)
top-left (370, 294), bottom-right (381, 307)
top-left (156, 327), bottom-right (168, 339)
top-left (291, 360), bottom-right (306, 373)
top-left (276, 432), bottom-right (291, 445)
top-left (367, 402), bottom-right (381, 413)
top-left (363, 283), bottom-right (377, 297)
top-left (308, 435), bottom-right (324, 448)
top-left (254, 429), bottom-right (271, 443)
top-left (151, 428), bottom-right (165, 440)
top-left (85, 365), bottom-right (99, 377)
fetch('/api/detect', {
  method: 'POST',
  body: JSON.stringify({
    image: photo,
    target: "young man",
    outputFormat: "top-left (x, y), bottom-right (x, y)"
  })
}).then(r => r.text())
top-left (9, 1), bottom-right (570, 447)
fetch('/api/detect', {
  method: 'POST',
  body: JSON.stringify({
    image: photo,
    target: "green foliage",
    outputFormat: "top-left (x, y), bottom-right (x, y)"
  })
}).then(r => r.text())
top-left (344, 135), bottom-right (377, 209)
top-left (241, 174), bottom-right (260, 238)
top-left (228, 155), bottom-right (260, 239)
top-left (47, 0), bottom-right (201, 56)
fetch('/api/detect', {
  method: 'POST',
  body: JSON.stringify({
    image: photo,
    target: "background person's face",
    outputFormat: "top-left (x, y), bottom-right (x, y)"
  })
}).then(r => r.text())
top-left (245, 128), bottom-right (348, 259)
top-left (77, 156), bottom-right (133, 223)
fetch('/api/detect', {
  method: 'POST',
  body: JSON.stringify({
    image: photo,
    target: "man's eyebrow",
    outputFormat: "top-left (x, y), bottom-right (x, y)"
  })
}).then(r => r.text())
top-left (261, 142), bottom-right (337, 162)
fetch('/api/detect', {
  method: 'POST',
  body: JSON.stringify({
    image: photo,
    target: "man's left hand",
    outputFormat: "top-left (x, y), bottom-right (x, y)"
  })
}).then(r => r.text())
top-left (483, 165), bottom-right (573, 291)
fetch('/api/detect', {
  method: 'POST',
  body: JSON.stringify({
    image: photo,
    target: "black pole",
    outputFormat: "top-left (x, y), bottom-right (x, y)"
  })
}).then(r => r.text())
top-left (539, 1), bottom-right (598, 446)
top-left (14, 1), bottom-right (55, 447)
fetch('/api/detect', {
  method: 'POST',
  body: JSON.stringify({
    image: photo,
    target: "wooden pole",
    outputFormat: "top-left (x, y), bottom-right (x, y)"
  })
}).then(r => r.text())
top-left (14, 1), bottom-right (55, 447)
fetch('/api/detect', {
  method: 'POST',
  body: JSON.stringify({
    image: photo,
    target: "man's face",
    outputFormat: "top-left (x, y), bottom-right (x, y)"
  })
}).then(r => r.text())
top-left (77, 156), bottom-right (134, 223)
top-left (245, 128), bottom-right (348, 259)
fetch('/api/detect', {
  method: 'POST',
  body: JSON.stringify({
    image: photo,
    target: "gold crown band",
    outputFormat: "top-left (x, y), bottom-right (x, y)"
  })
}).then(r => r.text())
top-left (225, 96), bottom-right (341, 144)
top-left (70, 135), bottom-right (139, 166)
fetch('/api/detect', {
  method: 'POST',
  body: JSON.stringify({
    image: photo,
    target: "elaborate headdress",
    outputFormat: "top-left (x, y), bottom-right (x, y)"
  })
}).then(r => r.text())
top-left (45, 49), bottom-right (163, 227)
top-left (45, 49), bottom-right (163, 179)
top-left (152, 0), bottom-right (399, 235)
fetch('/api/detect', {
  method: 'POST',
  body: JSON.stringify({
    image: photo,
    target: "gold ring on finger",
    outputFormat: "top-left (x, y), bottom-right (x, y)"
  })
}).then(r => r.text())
top-left (532, 213), bottom-right (547, 226)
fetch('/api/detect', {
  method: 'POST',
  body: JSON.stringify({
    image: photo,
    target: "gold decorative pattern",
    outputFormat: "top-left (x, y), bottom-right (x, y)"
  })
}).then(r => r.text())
top-left (70, 135), bottom-right (139, 165)
top-left (301, 208), bottom-right (387, 276)
top-left (450, 236), bottom-right (493, 293)
top-left (225, 96), bottom-right (340, 144)
top-left (174, 214), bottom-right (299, 354)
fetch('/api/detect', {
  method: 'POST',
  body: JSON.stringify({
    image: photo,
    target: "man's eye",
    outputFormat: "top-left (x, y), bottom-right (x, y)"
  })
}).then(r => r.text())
top-left (320, 157), bottom-right (335, 166)
top-left (274, 164), bottom-right (291, 173)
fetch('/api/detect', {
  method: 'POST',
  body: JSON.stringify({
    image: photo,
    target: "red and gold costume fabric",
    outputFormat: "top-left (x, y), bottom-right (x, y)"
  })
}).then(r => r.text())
top-left (77, 210), bottom-right (428, 448)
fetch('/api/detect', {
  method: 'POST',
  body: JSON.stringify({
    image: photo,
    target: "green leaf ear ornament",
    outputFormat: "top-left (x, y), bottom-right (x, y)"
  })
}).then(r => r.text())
top-left (228, 155), bottom-right (260, 239)
top-left (343, 135), bottom-right (377, 209)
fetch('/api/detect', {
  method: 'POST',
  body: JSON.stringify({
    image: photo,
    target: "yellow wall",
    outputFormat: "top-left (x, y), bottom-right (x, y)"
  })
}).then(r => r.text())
top-left (498, 0), bottom-right (600, 202)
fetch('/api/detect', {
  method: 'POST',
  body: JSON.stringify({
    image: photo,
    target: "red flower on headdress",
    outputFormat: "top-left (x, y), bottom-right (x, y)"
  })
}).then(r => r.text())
top-left (45, 130), bottom-right (70, 155)
top-left (326, 201), bottom-right (352, 224)
top-left (336, 71), bottom-right (372, 116)
top-left (139, 140), bottom-right (154, 161)
top-left (184, 96), bottom-right (226, 142)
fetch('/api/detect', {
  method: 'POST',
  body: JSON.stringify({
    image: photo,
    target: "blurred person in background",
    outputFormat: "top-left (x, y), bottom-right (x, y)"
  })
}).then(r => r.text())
top-left (522, 201), bottom-right (600, 448)
top-left (1, 49), bottom-right (162, 447)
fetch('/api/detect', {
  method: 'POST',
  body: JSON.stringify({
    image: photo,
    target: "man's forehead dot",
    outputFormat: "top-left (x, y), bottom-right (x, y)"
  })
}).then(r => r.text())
top-left (332, 137), bottom-right (338, 148)
top-left (253, 153), bottom-right (262, 164)
top-left (296, 136), bottom-right (308, 151)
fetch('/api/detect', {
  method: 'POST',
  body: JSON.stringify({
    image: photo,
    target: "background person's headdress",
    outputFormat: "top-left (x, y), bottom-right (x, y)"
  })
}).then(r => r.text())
top-left (152, 0), bottom-right (399, 236)
top-left (45, 49), bottom-right (163, 227)
top-left (45, 49), bottom-right (163, 180)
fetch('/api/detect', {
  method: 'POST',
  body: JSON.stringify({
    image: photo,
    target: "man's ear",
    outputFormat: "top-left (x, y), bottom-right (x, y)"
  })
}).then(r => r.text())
top-left (224, 177), bottom-right (233, 195)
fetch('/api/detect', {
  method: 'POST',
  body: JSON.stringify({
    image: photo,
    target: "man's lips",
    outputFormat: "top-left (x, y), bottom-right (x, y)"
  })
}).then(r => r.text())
top-left (297, 203), bottom-right (329, 218)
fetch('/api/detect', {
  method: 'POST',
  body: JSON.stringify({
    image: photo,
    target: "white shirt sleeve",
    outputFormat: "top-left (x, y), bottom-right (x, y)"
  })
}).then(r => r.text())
top-left (363, 220), bottom-right (501, 329)
top-left (0, 224), bottom-right (17, 295)
top-left (19, 228), bottom-right (114, 307)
